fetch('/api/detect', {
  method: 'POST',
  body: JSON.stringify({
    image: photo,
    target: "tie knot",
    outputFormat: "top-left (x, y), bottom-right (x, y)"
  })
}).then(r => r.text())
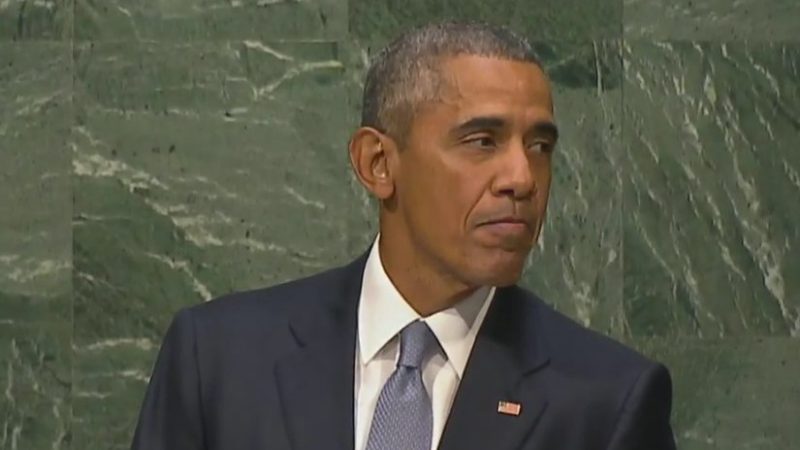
top-left (397, 321), bottom-right (437, 369)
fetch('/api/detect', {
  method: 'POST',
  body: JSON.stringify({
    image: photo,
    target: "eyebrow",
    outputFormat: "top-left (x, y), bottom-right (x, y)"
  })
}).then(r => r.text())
top-left (530, 121), bottom-right (559, 142)
top-left (449, 116), bottom-right (506, 137)
top-left (449, 115), bottom-right (559, 141)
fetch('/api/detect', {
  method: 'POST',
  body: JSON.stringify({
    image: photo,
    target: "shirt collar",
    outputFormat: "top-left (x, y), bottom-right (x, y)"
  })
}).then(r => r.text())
top-left (358, 234), bottom-right (495, 379)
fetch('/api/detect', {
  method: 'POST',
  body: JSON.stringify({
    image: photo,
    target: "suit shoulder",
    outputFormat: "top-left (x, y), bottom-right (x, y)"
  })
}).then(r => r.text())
top-left (519, 288), bottom-right (660, 378)
top-left (177, 262), bottom-right (352, 329)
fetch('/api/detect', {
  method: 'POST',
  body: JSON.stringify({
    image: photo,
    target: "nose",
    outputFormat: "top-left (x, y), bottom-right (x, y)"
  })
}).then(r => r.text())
top-left (491, 140), bottom-right (536, 200)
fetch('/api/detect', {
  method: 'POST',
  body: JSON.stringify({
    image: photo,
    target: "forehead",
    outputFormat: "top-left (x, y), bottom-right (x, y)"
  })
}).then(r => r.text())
top-left (432, 54), bottom-right (553, 120)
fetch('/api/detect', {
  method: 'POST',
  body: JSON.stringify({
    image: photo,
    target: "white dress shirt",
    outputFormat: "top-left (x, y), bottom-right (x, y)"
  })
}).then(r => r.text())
top-left (354, 235), bottom-right (495, 450)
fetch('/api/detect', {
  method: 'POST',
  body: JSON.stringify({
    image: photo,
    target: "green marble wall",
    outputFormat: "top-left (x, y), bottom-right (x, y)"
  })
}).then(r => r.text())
top-left (1, 0), bottom-right (798, 448)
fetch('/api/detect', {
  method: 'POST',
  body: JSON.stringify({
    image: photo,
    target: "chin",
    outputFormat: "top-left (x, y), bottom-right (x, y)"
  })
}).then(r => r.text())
top-left (486, 265), bottom-right (525, 286)
top-left (463, 253), bottom-right (527, 287)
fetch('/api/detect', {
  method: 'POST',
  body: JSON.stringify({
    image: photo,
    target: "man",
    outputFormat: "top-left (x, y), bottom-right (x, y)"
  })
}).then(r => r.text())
top-left (132, 21), bottom-right (676, 450)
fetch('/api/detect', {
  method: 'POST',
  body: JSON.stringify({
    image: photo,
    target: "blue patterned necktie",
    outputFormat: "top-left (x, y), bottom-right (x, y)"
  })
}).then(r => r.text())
top-left (365, 320), bottom-right (438, 450)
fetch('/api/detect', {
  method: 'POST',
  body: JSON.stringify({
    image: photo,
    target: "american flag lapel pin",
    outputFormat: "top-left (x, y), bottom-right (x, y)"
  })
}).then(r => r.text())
top-left (497, 401), bottom-right (522, 416)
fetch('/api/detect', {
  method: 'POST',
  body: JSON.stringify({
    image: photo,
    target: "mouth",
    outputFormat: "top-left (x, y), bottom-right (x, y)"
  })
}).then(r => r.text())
top-left (476, 217), bottom-right (532, 237)
top-left (479, 216), bottom-right (530, 227)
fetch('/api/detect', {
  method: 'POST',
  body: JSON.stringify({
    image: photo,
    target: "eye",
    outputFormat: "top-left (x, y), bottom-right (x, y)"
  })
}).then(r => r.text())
top-left (464, 135), bottom-right (497, 150)
top-left (528, 140), bottom-right (555, 154)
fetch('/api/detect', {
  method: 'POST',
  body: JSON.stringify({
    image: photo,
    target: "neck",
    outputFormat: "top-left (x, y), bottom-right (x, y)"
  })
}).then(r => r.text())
top-left (377, 226), bottom-right (479, 317)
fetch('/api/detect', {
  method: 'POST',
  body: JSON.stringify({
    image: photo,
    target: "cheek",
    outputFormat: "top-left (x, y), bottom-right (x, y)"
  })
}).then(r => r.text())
top-left (433, 173), bottom-right (474, 222)
top-left (402, 156), bottom-right (459, 226)
top-left (419, 173), bottom-right (482, 240)
top-left (535, 164), bottom-right (552, 212)
top-left (533, 158), bottom-right (553, 197)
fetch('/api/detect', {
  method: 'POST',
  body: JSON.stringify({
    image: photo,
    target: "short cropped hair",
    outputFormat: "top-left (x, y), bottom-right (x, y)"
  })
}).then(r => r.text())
top-left (360, 21), bottom-right (542, 144)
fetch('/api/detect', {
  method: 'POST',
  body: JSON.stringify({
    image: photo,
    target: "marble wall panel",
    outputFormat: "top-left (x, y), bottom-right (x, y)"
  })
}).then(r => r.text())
top-left (73, 0), bottom-right (346, 42)
top-left (622, 42), bottom-right (800, 338)
top-left (346, 1), bottom-right (636, 337)
top-left (624, 0), bottom-right (800, 41)
top-left (69, 39), bottom-right (371, 449)
top-left (349, 0), bottom-right (622, 48)
top-left (0, 43), bottom-right (72, 449)
top-left (632, 337), bottom-right (800, 449)
top-left (0, 0), bottom-right (72, 41)
top-left (523, 42), bottom-right (626, 338)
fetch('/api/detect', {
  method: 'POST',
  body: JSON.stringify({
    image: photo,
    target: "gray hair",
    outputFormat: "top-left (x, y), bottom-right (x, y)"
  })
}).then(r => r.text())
top-left (360, 21), bottom-right (542, 143)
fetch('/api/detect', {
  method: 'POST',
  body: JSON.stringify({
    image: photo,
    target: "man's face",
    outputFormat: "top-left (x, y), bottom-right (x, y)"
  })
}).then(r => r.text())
top-left (392, 54), bottom-right (557, 287)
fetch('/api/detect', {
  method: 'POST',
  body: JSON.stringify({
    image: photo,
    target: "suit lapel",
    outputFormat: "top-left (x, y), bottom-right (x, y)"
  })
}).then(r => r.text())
top-left (438, 286), bottom-right (551, 450)
top-left (274, 251), bottom-right (369, 450)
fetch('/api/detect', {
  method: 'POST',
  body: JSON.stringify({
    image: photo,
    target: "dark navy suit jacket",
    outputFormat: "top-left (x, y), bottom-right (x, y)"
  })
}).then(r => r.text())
top-left (132, 249), bottom-right (676, 450)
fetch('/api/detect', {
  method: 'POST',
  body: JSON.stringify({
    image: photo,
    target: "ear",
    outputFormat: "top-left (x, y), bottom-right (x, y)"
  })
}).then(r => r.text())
top-left (348, 127), bottom-right (397, 200)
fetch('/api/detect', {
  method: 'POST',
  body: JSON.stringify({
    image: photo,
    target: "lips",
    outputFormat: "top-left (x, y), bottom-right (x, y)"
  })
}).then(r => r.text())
top-left (479, 216), bottom-right (530, 228)
top-left (476, 216), bottom-right (532, 239)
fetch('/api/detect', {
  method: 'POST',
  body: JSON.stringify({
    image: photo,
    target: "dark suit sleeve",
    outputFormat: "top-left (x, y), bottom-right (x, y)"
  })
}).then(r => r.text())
top-left (606, 363), bottom-right (677, 450)
top-left (131, 309), bottom-right (207, 450)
